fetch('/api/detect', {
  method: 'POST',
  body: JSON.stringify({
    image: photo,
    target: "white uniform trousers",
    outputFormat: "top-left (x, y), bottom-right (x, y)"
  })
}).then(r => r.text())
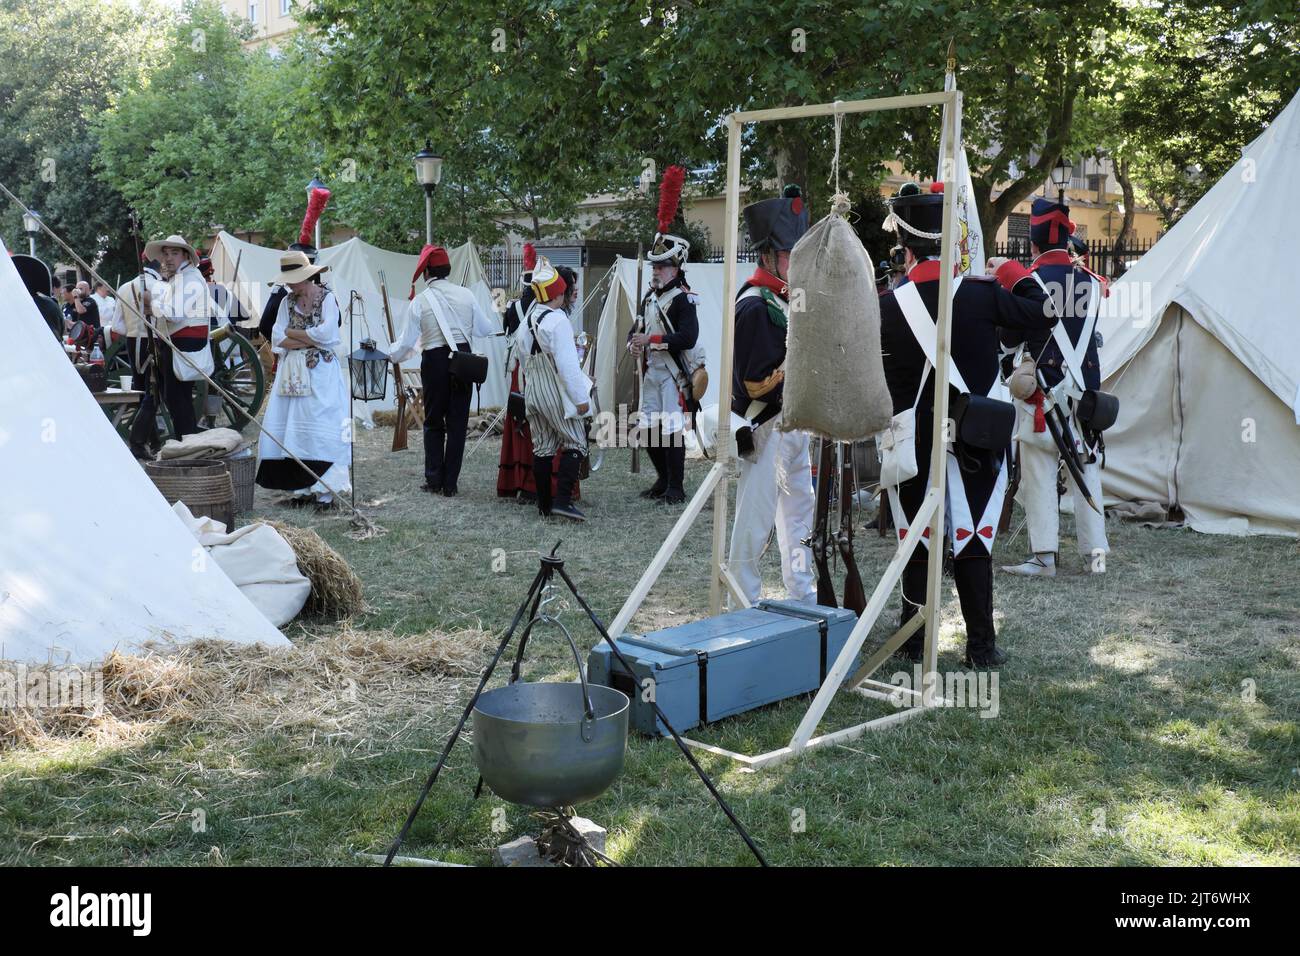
top-left (728, 416), bottom-right (816, 606)
top-left (638, 359), bottom-right (687, 436)
top-left (1016, 421), bottom-right (1109, 559)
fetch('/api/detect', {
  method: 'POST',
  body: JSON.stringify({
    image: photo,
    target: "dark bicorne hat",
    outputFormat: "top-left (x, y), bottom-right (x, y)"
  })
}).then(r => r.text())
top-left (887, 182), bottom-right (945, 242)
top-left (743, 184), bottom-right (809, 253)
top-left (288, 241), bottom-right (318, 264)
top-left (1030, 197), bottom-right (1074, 249)
top-left (11, 253), bottom-right (52, 298)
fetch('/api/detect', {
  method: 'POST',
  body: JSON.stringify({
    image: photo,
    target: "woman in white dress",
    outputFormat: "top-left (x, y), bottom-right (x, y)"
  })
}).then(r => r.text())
top-left (255, 250), bottom-right (352, 510)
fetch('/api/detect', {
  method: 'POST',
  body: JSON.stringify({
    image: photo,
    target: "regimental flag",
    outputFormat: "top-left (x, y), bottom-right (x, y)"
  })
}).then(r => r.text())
top-left (938, 54), bottom-right (985, 277)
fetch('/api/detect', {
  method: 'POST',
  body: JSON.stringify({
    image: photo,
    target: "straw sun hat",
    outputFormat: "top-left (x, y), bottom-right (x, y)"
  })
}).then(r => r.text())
top-left (275, 249), bottom-right (329, 285)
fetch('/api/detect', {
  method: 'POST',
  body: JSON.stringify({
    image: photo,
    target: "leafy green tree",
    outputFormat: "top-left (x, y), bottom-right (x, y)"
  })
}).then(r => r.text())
top-left (94, 1), bottom-right (319, 250)
top-left (0, 0), bottom-right (158, 279)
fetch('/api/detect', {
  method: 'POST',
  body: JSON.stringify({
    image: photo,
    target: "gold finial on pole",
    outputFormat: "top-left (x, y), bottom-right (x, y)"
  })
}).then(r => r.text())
top-left (946, 38), bottom-right (956, 75)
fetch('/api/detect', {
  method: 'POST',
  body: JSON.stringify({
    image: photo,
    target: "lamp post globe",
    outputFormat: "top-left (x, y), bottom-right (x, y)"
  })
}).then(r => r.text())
top-left (1051, 156), bottom-right (1073, 204)
top-left (414, 144), bottom-right (442, 245)
top-left (22, 209), bottom-right (41, 257)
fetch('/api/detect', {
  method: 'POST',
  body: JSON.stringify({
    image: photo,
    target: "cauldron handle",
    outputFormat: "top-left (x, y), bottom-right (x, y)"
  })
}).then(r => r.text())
top-left (513, 613), bottom-right (599, 737)
top-left (551, 617), bottom-right (599, 734)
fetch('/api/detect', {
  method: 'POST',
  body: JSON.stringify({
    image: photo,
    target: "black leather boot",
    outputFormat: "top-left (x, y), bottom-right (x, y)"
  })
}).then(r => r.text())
top-left (663, 442), bottom-right (686, 504)
top-left (641, 432), bottom-right (668, 499)
top-left (533, 454), bottom-right (554, 517)
top-left (550, 450), bottom-right (586, 522)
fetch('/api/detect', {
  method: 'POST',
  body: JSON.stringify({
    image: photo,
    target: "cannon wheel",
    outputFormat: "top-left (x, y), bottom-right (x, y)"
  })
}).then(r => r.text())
top-left (197, 325), bottom-right (265, 431)
top-left (102, 327), bottom-right (266, 441)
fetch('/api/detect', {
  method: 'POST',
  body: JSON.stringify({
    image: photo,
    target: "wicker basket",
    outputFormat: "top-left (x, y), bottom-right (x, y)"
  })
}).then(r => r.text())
top-left (144, 459), bottom-right (235, 529)
top-left (224, 451), bottom-right (256, 515)
top-left (78, 364), bottom-right (107, 394)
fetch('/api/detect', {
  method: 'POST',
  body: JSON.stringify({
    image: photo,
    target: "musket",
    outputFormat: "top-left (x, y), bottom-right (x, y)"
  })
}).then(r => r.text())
top-left (1036, 367), bottom-right (1101, 514)
top-left (378, 271), bottom-right (409, 452)
top-left (803, 438), bottom-right (838, 608)
top-left (835, 442), bottom-right (866, 615)
top-left (998, 440), bottom-right (1020, 533)
top-left (630, 242), bottom-right (643, 474)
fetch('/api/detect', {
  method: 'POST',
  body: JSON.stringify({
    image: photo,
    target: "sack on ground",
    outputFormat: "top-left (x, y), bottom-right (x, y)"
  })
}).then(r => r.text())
top-left (781, 213), bottom-right (892, 440)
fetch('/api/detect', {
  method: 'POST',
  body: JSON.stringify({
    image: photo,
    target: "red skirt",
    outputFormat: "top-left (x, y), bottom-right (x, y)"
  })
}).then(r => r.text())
top-left (497, 367), bottom-right (579, 500)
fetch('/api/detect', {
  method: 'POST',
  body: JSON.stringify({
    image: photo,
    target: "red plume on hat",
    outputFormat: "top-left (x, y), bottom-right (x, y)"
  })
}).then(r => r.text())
top-left (656, 164), bottom-right (686, 234)
top-left (298, 186), bottom-right (331, 247)
top-left (522, 242), bottom-right (537, 272)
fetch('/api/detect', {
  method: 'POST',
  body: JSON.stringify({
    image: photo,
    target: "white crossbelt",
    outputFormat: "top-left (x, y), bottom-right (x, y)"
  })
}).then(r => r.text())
top-left (1032, 271), bottom-right (1101, 392)
top-left (893, 278), bottom-right (970, 396)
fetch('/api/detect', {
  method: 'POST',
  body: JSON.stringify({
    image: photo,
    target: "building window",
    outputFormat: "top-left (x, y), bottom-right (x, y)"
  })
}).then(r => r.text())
top-left (248, 2), bottom-right (259, 24)
top-left (1007, 213), bottom-right (1030, 240)
top-left (280, 0), bottom-right (291, 15)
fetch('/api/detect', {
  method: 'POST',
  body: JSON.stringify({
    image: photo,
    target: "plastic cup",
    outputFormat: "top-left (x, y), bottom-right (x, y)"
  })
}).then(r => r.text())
top-left (120, 374), bottom-right (134, 391)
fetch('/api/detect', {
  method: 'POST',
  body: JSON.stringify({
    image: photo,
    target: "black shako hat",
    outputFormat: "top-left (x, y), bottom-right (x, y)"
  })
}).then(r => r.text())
top-left (888, 181), bottom-right (945, 239)
top-left (743, 184), bottom-right (809, 253)
top-left (12, 253), bottom-right (53, 298)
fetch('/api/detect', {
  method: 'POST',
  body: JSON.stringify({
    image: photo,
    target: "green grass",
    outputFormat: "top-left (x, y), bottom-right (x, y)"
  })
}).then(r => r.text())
top-left (1, 424), bottom-right (1296, 866)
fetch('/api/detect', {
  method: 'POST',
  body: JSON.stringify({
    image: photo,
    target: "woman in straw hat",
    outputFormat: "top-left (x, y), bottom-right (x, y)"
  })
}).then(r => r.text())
top-left (254, 250), bottom-right (352, 511)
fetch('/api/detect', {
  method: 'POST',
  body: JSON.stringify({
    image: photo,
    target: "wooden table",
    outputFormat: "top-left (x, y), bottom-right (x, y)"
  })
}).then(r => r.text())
top-left (94, 388), bottom-right (144, 429)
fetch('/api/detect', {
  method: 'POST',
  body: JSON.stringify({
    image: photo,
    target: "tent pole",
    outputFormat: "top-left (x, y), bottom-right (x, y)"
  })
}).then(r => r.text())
top-left (710, 115), bottom-right (743, 616)
top-left (922, 91), bottom-right (961, 684)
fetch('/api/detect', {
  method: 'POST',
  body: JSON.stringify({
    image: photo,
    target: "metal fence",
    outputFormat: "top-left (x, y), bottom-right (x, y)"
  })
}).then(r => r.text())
top-left (482, 247), bottom-right (525, 292)
top-left (989, 237), bottom-right (1155, 279)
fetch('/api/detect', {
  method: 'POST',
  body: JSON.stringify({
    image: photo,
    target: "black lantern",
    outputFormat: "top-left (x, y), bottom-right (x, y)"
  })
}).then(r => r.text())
top-left (349, 338), bottom-right (389, 401)
top-left (1051, 156), bottom-right (1073, 203)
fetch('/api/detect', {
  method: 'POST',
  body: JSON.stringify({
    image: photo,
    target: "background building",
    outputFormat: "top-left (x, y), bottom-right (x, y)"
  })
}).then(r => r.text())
top-left (220, 0), bottom-right (299, 49)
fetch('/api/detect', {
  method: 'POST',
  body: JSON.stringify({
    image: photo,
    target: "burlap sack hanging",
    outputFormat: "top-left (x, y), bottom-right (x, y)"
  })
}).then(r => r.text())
top-left (781, 210), bottom-right (893, 440)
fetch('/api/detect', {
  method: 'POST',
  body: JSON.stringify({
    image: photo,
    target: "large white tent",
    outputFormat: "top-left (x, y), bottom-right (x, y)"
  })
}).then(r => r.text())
top-left (0, 239), bottom-right (290, 663)
top-left (594, 256), bottom-right (745, 420)
top-left (1096, 90), bottom-right (1300, 536)
top-left (210, 232), bottom-right (509, 410)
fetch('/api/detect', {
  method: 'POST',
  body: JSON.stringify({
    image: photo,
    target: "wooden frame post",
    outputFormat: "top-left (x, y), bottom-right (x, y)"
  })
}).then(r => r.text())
top-left (607, 91), bottom-right (963, 767)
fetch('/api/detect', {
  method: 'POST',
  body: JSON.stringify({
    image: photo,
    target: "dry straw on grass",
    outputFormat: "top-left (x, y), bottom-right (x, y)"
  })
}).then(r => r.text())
top-left (263, 520), bottom-right (364, 618)
top-left (1, 626), bottom-right (493, 751)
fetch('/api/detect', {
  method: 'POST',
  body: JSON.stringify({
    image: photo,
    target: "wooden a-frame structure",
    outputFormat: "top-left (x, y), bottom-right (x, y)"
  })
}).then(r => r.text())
top-left (607, 89), bottom-right (964, 770)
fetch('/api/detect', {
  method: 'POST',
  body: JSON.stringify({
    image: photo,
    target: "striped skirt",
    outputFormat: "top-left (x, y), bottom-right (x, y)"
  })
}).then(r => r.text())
top-left (523, 351), bottom-right (588, 458)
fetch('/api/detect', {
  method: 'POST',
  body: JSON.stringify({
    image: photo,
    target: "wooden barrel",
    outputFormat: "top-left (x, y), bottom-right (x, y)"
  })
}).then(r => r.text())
top-left (144, 459), bottom-right (235, 529)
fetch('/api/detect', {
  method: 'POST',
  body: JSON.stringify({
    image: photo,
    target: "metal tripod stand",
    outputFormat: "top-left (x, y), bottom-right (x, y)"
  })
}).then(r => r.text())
top-left (383, 542), bottom-right (767, 867)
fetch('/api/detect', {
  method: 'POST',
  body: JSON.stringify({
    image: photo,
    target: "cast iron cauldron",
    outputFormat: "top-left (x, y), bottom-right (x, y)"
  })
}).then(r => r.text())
top-left (472, 620), bottom-right (629, 808)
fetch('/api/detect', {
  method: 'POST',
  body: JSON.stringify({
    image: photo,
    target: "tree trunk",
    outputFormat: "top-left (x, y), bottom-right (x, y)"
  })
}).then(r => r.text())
top-left (1114, 157), bottom-right (1136, 261)
top-left (771, 122), bottom-right (810, 210)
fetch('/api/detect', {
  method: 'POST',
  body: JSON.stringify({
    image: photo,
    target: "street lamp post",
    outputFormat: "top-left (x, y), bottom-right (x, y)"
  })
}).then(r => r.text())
top-left (22, 209), bottom-right (40, 257)
top-left (1051, 156), bottom-right (1073, 205)
top-left (414, 143), bottom-right (443, 245)
top-left (307, 176), bottom-right (327, 249)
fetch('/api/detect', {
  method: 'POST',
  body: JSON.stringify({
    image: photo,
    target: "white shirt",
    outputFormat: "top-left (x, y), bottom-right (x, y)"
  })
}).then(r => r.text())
top-left (92, 292), bottom-right (121, 336)
top-left (388, 278), bottom-right (494, 364)
top-left (517, 304), bottom-right (590, 409)
top-left (148, 261), bottom-right (210, 335)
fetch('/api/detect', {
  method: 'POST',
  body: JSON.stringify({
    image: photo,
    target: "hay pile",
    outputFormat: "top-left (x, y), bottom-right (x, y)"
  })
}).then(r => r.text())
top-left (373, 399), bottom-right (423, 430)
top-left (0, 627), bottom-right (493, 751)
top-left (263, 520), bottom-right (364, 618)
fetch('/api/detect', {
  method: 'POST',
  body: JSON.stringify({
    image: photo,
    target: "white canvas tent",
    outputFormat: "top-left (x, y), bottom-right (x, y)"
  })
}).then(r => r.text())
top-left (0, 239), bottom-right (290, 663)
top-left (210, 232), bottom-right (509, 410)
top-left (594, 256), bottom-right (745, 422)
top-left (1096, 90), bottom-right (1300, 536)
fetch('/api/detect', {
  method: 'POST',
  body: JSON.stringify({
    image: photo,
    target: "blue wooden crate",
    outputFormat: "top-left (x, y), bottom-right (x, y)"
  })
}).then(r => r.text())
top-left (587, 600), bottom-right (859, 736)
